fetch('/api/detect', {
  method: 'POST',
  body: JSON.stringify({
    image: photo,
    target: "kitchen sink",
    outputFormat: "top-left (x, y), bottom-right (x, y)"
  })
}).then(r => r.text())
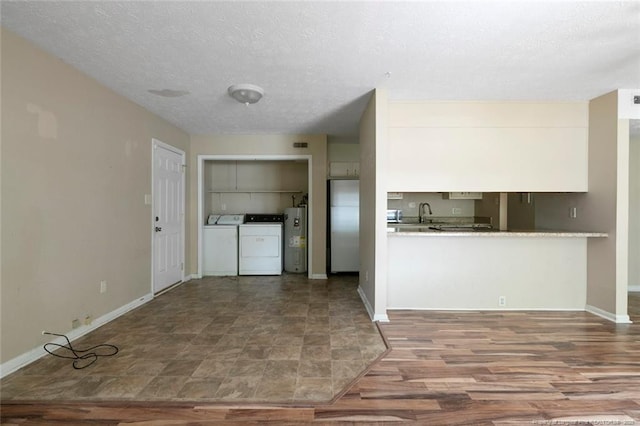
top-left (427, 225), bottom-right (496, 232)
top-left (387, 222), bottom-right (495, 232)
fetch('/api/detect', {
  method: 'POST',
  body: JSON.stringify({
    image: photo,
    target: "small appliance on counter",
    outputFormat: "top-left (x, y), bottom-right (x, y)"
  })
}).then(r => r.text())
top-left (386, 209), bottom-right (403, 223)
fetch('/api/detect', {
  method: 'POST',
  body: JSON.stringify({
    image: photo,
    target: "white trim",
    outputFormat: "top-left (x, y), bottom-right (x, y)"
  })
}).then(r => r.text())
top-left (628, 285), bottom-right (640, 292)
top-left (197, 156), bottom-right (204, 278)
top-left (0, 293), bottom-right (153, 379)
top-left (586, 304), bottom-right (632, 324)
top-left (310, 273), bottom-right (328, 280)
top-left (197, 154), bottom-right (313, 278)
top-left (152, 139), bottom-right (186, 294)
top-left (387, 307), bottom-right (585, 312)
top-left (357, 285), bottom-right (391, 322)
top-left (373, 313), bottom-right (390, 322)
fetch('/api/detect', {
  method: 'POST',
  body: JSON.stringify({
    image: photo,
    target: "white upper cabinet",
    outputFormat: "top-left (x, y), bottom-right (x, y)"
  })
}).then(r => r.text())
top-left (329, 161), bottom-right (360, 178)
top-left (386, 102), bottom-right (588, 192)
top-left (443, 192), bottom-right (483, 200)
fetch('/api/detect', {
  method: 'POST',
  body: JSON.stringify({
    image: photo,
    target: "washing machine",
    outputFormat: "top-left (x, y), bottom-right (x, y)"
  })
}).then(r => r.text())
top-left (202, 214), bottom-right (244, 276)
top-left (239, 214), bottom-right (284, 275)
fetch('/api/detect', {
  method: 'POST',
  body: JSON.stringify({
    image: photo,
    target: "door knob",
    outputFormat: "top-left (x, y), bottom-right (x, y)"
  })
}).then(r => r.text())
top-left (155, 226), bottom-right (162, 232)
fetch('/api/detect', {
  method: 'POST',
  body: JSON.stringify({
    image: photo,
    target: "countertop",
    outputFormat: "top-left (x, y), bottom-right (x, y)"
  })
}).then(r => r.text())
top-left (387, 225), bottom-right (607, 238)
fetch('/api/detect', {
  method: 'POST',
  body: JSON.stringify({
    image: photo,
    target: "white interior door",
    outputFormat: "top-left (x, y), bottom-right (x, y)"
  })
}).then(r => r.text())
top-left (153, 141), bottom-right (185, 293)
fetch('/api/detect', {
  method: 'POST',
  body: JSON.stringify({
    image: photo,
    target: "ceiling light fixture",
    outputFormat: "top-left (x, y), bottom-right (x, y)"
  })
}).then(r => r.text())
top-left (228, 84), bottom-right (264, 105)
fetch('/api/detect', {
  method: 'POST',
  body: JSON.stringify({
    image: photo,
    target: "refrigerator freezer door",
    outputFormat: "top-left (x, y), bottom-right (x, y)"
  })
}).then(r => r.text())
top-left (330, 180), bottom-right (359, 207)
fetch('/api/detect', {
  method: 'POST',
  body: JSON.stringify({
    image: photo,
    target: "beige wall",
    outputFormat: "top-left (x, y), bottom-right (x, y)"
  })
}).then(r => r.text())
top-left (359, 90), bottom-right (390, 320)
top-left (630, 132), bottom-right (640, 289)
top-left (534, 193), bottom-right (587, 230)
top-left (585, 91), bottom-right (624, 318)
top-left (387, 102), bottom-right (588, 192)
top-left (189, 135), bottom-right (326, 277)
top-left (327, 137), bottom-right (359, 163)
top-left (475, 193), bottom-right (501, 228)
top-left (506, 193), bottom-right (535, 230)
top-left (1, 28), bottom-right (190, 364)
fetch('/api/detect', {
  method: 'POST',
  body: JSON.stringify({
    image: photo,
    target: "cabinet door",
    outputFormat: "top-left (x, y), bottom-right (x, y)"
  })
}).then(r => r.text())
top-left (350, 162), bottom-right (360, 177)
top-left (329, 162), bottom-right (350, 177)
top-left (329, 161), bottom-right (360, 177)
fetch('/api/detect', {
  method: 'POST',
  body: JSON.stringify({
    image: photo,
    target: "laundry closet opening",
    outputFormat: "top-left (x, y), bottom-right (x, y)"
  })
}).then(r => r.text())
top-left (197, 155), bottom-right (313, 279)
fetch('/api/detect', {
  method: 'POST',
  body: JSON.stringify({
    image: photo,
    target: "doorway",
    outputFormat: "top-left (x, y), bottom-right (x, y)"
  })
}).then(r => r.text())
top-left (197, 155), bottom-right (313, 278)
top-left (152, 139), bottom-right (186, 293)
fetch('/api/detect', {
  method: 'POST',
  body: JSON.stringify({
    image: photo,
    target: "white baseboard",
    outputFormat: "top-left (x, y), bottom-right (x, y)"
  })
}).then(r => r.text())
top-left (189, 273), bottom-right (202, 280)
top-left (628, 285), bottom-right (640, 292)
top-left (357, 286), bottom-right (374, 320)
top-left (373, 313), bottom-right (390, 322)
top-left (309, 273), bottom-right (328, 279)
top-left (0, 293), bottom-right (153, 379)
top-left (387, 307), bottom-right (584, 312)
top-left (586, 304), bottom-right (632, 324)
top-left (357, 286), bottom-right (389, 322)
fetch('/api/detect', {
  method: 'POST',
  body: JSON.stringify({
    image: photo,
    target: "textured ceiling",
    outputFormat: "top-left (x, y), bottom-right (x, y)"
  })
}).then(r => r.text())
top-left (1, 1), bottom-right (639, 136)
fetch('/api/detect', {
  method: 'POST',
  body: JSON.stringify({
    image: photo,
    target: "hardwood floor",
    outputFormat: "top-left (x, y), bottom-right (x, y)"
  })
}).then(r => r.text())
top-left (2, 294), bottom-right (640, 425)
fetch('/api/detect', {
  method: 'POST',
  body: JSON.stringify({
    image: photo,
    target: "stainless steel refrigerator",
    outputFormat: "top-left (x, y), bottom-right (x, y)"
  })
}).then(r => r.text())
top-left (329, 180), bottom-right (359, 272)
top-left (284, 207), bottom-right (307, 273)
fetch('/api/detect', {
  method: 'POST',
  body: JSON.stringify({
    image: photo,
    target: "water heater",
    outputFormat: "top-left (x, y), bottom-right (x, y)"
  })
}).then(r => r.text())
top-left (284, 207), bottom-right (307, 273)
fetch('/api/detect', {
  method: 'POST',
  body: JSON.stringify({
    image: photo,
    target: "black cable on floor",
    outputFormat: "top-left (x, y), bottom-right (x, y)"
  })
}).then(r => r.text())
top-left (42, 331), bottom-right (119, 369)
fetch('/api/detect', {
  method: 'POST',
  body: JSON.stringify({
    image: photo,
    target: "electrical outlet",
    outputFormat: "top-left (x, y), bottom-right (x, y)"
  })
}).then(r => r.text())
top-left (569, 207), bottom-right (577, 219)
top-left (84, 315), bottom-right (93, 326)
top-left (71, 319), bottom-right (81, 329)
top-left (498, 296), bottom-right (506, 307)
top-left (221, 203), bottom-right (227, 211)
top-left (100, 280), bottom-right (107, 293)
top-left (452, 208), bottom-right (462, 215)
top-left (408, 202), bottom-right (416, 208)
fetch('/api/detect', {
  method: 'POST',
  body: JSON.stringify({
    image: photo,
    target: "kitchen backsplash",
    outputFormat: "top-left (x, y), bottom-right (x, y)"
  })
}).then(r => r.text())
top-left (387, 192), bottom-right (475, 218)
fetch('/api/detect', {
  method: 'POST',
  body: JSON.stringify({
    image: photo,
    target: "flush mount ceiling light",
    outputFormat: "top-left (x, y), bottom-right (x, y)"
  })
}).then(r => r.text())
top-left (228, 84), bottom-right (264, 105)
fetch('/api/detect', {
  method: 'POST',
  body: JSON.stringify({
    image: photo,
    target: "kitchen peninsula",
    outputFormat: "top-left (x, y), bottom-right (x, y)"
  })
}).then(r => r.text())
top-left (387, 226), bottom-right (607, 311)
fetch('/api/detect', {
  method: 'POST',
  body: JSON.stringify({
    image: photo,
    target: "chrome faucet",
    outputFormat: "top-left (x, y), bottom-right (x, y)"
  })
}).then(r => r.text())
top-left (418, 202), bottom-right (433, 223)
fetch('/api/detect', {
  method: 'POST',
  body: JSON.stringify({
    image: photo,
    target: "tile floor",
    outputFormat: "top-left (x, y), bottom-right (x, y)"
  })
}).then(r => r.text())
top-left (0, 274), bottom-right (387, 403)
